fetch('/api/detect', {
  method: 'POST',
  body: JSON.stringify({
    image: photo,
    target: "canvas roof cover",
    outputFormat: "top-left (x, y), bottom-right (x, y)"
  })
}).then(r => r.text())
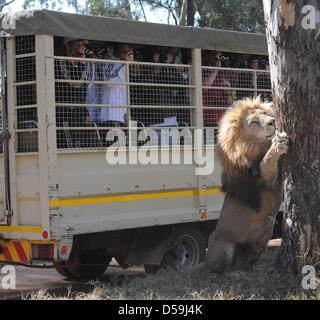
top-left (0, 9), bottom-right (268, 54)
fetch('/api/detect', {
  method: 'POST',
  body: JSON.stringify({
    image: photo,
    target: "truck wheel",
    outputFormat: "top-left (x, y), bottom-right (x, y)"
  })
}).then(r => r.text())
top-left (54, 251), bottom-right (111, 279)
top-left (144, 226), bottom-right (206, 273)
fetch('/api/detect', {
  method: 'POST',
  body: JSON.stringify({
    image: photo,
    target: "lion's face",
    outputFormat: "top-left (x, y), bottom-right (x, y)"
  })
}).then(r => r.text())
top-left (242, 108), bottom-right (276, 141)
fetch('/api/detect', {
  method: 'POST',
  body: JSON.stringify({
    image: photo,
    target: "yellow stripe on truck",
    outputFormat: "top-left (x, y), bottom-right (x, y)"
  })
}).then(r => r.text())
top-left (48, 187), bottom-right (223, 207)
top-left (0, 226), bottom-right (43, 233)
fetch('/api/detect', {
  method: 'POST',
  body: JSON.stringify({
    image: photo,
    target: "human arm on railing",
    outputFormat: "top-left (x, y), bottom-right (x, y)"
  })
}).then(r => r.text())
top-left (202, 68), bottom-right (219, 87)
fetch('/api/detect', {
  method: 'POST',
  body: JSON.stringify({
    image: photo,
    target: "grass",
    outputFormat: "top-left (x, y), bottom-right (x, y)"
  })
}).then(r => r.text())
top-left (27, 248), bottom-right (320, 300)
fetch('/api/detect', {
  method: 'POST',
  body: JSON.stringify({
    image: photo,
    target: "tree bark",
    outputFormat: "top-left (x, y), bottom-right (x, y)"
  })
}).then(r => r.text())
top-left (179, 0), bottom-right (187, 25)
top-left (264, 0), bottom-right (320, 273)
top-left (187, 0), bottom-right (195, 26)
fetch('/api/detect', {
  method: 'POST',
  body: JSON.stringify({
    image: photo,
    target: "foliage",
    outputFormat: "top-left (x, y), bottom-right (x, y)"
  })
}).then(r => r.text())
top-left (86, 0), bottom-right (135, 20)
top-left (23, 0), bottom-right (142, 20)
top-left (196, 0), bottom-right (265, 32)
top-left (22, 0), bottom-right (266, 32)
top-left (143, 0), bottom-right (265, 32)
top-left (23, 0), bottom-right (65, 11)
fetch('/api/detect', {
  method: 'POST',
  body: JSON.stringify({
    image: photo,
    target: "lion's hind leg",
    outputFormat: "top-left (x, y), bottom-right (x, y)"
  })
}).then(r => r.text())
top-left (207, 234), bottom-right (236, 273)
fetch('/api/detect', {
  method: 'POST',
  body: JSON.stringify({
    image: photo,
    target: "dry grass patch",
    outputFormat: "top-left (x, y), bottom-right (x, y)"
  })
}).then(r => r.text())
top-left (28, 248), bottom-right (320, 300)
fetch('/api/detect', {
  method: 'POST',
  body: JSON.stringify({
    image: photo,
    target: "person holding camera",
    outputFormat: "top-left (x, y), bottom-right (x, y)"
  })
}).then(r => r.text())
top-left (88, 43), bottom-right (131, 125)
top-left (55, 38), bottom-right (95, 148)
top-left (85, 43), bottom-right (134, 146)
top-left (202, 50), bottom-right (233, 127)
top-left (129, 46), bottom-right (163, 127)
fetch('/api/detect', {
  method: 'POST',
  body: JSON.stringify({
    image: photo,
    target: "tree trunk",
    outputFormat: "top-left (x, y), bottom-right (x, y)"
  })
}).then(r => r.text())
top-left (263, 0), bottom-right (320, 273)
top-left (179, 0), bottom-right (187, 25)
top-left (187, 0), bottom-right (195, 26)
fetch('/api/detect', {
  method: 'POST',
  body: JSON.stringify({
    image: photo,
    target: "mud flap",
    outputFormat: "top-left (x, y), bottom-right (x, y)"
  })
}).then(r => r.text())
top-left (123, 226), bottom-right (174, 266)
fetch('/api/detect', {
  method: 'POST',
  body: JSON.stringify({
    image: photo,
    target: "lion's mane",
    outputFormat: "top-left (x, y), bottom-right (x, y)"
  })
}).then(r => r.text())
top-left (217, 97), bottom-right (275, 211)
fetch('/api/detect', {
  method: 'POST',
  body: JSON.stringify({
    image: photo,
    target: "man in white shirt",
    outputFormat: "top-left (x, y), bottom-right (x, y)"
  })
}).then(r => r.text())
top-left (86, 43), bottom-right (133, 127)
top-left (86, 44), bottom-right (135, 146)
top-left (100, 60), bottom-right (128, 123)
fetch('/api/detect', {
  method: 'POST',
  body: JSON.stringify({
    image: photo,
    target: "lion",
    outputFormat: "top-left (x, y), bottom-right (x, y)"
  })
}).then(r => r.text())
top-left (205, 96), bottom-right (289, 273)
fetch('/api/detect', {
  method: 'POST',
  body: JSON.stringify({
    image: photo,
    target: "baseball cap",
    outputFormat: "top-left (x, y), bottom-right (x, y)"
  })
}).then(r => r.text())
top-left (62, 38), bottom-right (89, 46)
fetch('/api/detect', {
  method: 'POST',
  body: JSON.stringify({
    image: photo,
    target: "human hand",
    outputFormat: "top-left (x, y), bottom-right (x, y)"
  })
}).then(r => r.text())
top-left (124, 50), bottom-right (134, 61)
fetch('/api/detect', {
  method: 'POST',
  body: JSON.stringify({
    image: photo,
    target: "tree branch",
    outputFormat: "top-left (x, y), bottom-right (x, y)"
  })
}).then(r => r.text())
top-left (138, 0), bottom-right (147, 22)
top-left (171, 9), bottom-right (178, 25)
top-left (0, 0), bottom-right (15, 10)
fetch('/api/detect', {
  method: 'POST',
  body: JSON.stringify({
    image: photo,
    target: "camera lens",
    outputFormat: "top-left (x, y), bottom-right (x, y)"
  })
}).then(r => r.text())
top-left (84, 48), bottom-right (94, 56)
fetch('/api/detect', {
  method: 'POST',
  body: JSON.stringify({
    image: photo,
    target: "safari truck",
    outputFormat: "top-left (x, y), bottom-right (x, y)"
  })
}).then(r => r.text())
top-left (0, 10), bottom-right (271, 278)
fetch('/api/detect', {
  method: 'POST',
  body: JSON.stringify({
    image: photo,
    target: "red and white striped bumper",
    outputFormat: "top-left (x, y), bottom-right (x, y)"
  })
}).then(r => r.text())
top-left (0, 240), bottom-right (56, 264)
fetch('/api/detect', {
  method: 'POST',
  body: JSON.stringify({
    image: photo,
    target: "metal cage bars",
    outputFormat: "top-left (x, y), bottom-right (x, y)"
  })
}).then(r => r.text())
top-left (8, 36), bottom-right (272, 153)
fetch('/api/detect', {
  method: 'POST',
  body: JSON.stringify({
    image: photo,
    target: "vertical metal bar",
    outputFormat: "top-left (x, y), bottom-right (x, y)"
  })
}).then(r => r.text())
top-left (46, 47), bottom-right (59, 240)
top-left (0, 37), bottom-right (13, 225)
top-left (191, 48), bottom-right (207, 215)
top-left (191, 48), bottom-right (203, 129)
top-left (253, 70), bottom-right (258, 98)
top-left (5, 37), bottom-right (17, 226)
top-left (35, 34), bottom-right (56, 238)
top-left (126, 62), bottom-right (131, 148)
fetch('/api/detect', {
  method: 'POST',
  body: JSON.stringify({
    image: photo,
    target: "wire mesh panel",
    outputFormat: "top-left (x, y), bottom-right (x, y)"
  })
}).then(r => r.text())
top-left (256, 70), bottom-right (272, 101)
top-left (202, 66), bottom-right (271, 132)
top-left (15, 35), bottom-right (35, 55)
top-left (16, 84), bottom-right (36, 106)
top-left (16, 56), bottom-right (36, 82)
top-left (129, 64), bottom-right (191, 107)
top-left (54, 56), bottom-right (194, 151)
top-left (12, 45), bottom-right (271, 152)
top-left (14, 36), bottom-right (38, 153)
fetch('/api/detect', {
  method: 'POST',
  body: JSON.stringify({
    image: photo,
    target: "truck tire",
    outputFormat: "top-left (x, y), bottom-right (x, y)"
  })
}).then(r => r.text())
top-left (144, 225), bottom-right (206, 273)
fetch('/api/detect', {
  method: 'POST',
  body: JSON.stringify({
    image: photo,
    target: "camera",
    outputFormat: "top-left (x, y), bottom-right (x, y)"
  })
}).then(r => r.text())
top-left (258, 59), bottom-right (266, 70)
top-left (221, 56), bottom-right (231, 68)
top-left (84, 48), bottom-right (95, 57)
top-left (133, 50), bottom-right (143, 62)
